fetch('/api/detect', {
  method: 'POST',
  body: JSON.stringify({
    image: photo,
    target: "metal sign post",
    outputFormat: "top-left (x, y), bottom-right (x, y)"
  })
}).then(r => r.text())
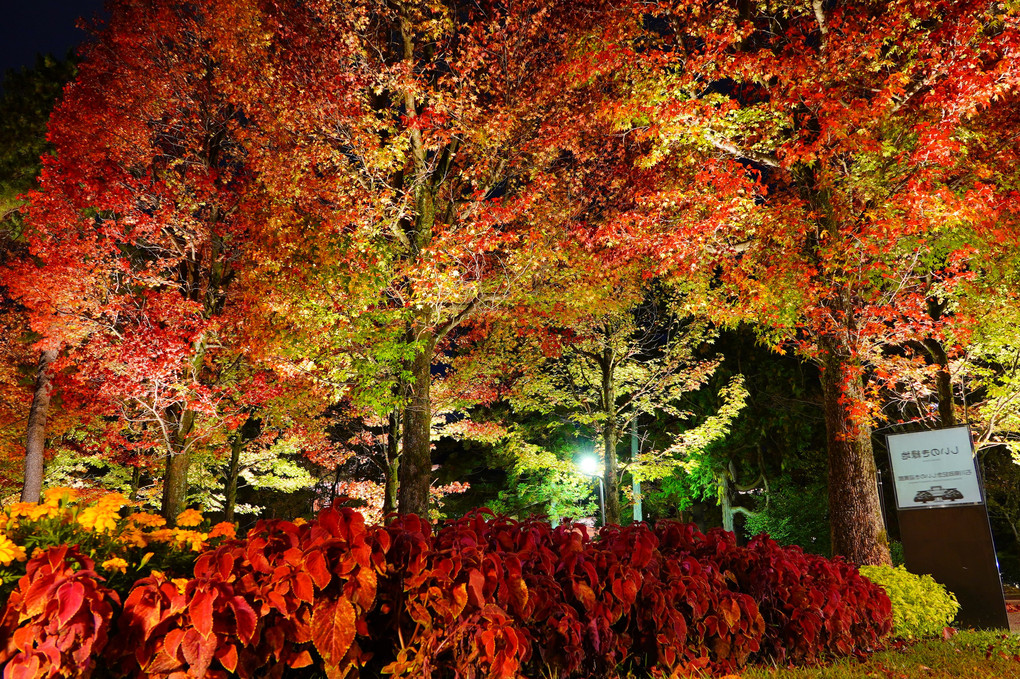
top-left (886, 426), bottom-right (1008, 630)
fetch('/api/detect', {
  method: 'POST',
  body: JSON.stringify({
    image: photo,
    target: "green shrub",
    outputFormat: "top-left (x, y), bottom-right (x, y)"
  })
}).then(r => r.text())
top-left (858, 564), bottom-right (959, 639)
top-left (744, 474), bottom-right (831, 556)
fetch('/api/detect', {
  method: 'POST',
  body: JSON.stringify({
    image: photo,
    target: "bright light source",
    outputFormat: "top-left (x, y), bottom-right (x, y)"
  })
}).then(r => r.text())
top-left (578, 454), bottom-right (601, 477)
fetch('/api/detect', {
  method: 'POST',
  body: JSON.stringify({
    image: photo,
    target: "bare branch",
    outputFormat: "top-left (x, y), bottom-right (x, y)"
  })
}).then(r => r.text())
top-left (704, 132), bottom-right (781, 168)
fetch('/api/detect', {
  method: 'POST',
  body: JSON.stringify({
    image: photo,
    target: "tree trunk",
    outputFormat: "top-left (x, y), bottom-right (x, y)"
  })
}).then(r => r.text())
top-left (162, 448), bottom-right (190, 523)
top-left (923, 337), bottom-right (955, 428)
top-left (129, 465), bottom-right (142, 503)
top-left (934, 366), bottom-right (954, 427)
top-left (602, 428), bottom-right (621, 526)
top-left (925, 297), bottom-right (955, 428)
top-left (384, 411), bottom-right (400, 515)
top-left (161, 408), bottom-right (196, 524)
top-left (720, 472), bottom-right (735, 533)
top-left (599, 346), bottom-right (621, 525)
top-left (224, 434), bottom-right (243, 522)
top-left (330, 464), bottom-right (341, 505)
top-left (398, 337), bottom-right (434, 517)
top-left (21, 348), bottom-right (58, 503)
top-left (819, 339), bottom-right (892, 565)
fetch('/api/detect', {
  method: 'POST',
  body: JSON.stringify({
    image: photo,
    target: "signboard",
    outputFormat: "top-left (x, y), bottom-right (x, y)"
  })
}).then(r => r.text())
top-left (886, 426), bottom-right (982, 510)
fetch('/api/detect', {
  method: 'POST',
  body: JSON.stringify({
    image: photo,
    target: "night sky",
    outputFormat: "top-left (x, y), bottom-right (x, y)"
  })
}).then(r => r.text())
top-left (0, 0), bottom-right (107, 77)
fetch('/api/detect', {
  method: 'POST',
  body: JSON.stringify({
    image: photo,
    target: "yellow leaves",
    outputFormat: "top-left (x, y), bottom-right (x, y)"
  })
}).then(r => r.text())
top-left (6, 502), bottom-right (58, 522)
top-left (127, 512), bottom-right (167, 528)
top-left (117, 527), bottom-right (149, 549)
top-left (77, 492), bottom-right (130, 534)
top-left (0, 492), bottom-right (236, 573)
top-left (42, 486), bottom-right (80, 507)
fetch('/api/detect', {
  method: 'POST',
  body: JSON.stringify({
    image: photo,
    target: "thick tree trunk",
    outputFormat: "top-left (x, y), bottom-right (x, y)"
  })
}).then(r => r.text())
top-left (162, 448), bottom-right (191, 523)
top-left (21, 348), bottom-right (58, 503)
top-left (819, 340), bottom-right (892, 565)
top-left (923, 337), bottom-right (955, 428)
top-left (161, 409), bottom-right (196, 524)
top-left (398, 337), bottom-right (434, 517)
top-left (934, 366), bottom-right (955, 427)
top-left (924, 297), bottom-right (955, 428)
top-left (224, 434), bottom-right (243, 522)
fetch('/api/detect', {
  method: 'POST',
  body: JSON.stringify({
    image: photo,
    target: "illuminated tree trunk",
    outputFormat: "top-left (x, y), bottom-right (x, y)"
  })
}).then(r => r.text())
top-left (384, 411), bottom-right (400, 515)
top-left (819, 338), bottom-right (892, 566)
top-left (161, 408), bottom-right (196, 524)
top-left (21, 348), bottom-right (58, 503)
top-left (398, 335), bottom-right (434, 517)
top-left (602, 428), bottom-right (621, 526)
top-left (601, 347), bottom-right (621, 526)
top-left (925, 297), bottom-right (955, 428)
top-left (224, 434), bottom-right (243, 522)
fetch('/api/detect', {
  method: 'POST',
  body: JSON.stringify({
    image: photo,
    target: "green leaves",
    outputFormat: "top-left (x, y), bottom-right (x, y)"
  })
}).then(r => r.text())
top-left (859, 565), bottom-right (960, 639)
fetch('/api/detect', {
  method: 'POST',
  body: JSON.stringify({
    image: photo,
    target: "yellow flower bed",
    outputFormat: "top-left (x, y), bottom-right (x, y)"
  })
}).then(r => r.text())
top-left (0, 489), bottom-right (239, 581)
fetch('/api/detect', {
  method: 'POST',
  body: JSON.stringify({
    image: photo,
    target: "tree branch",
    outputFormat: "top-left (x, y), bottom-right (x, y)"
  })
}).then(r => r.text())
top-left (704, 132), bottom-right (780, 168)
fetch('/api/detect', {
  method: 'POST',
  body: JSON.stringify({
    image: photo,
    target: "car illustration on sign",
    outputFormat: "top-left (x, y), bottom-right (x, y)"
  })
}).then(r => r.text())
top-left (913, 485), bottom-right (965, 503)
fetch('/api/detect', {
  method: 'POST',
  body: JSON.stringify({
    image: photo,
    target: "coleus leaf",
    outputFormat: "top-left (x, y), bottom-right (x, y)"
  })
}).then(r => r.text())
top-left (311, 596), bottom-right (356, 666)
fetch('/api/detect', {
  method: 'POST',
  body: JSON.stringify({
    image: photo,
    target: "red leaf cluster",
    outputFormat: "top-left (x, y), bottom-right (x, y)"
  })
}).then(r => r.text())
top-left (0, 509), bottom-right (893, 678)
top-left (673, 526), bottom-right (893, 664)
top-left (0, 546), bottom-right (120, 679)
top-left (111, 505), bottom-right (388, 678)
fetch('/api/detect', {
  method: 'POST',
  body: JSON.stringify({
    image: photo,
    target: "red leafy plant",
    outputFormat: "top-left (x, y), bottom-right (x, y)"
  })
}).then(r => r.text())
top-left (110, 506), bottom-right (389, 679)
top-left (664, 526), bottom-right (893, 665)
top-left (0, 546), bottom-right (120, 679)
top-left (0, 509), bottom-right (892, 679)
top-left (372, 512), bottom-right (766, 679)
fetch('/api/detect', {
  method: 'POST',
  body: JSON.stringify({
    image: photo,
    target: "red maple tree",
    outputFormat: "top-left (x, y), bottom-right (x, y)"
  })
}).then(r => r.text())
top-left (607, 0), bottom-right (1020, 563)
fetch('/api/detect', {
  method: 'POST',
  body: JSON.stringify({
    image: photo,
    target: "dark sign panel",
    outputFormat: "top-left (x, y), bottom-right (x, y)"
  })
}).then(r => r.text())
top-left (887, 426), bottom-right (1008, 630)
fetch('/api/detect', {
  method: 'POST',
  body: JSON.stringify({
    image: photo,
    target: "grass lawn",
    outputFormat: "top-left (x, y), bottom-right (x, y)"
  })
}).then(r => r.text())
top-left (740, 630), bottom-right (1020, 678)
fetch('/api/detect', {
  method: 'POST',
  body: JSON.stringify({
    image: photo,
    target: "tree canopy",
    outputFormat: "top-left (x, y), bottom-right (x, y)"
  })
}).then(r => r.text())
top-left (1, 0), bottom-right (1019, 567)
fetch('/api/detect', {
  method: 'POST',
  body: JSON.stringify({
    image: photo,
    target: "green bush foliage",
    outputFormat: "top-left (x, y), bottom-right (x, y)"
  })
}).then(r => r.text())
top-left (744, 474), bottom-right (831, 556)
top-left (858, 565), bottom-right (959, 639)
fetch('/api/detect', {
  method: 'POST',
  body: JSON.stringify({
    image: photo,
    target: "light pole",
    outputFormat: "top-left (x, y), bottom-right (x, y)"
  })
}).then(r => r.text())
top-left (578, 454), bottom-right (606, 527)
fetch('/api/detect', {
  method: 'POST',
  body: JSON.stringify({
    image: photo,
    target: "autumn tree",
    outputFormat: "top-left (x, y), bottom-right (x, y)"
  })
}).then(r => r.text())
top-left (213, 0), bottom-right (643, 516)
top-left (6, 0), bottom-right (282, 520)
top-left (0, 55), bottom-right (77, 501)
top-left (610, 0), bottom-right (1020, 564)
top-left (454, 262), bottom-right (743, 525)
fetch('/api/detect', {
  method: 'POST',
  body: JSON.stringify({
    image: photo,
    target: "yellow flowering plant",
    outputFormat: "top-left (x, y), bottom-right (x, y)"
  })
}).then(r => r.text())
top-left (0, 489), bottom-right (238, 598)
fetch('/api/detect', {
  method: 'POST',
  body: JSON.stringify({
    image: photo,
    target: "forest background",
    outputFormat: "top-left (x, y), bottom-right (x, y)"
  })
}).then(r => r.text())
top-left (1, 0), bottom-right (1019, 574)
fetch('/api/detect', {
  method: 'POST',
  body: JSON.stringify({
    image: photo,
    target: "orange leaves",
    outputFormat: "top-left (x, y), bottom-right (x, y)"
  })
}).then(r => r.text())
top-left (115, 570), bottom-right (257, 677)
top-left (108, 507), bottom-right (387, 678)
top-left (311, 597), bottom-right (357, 667)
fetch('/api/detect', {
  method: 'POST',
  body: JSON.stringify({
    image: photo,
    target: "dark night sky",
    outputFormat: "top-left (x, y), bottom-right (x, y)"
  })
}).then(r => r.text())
top-left (0, 0), bottom-right (107, 78)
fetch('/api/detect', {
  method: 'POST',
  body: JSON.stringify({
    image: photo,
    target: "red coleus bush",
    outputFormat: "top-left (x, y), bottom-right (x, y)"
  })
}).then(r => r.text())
top-left (0, 510), bottom-right (893, 679)
top-left (0, 546), bottom-right (120, 679)
top-left (659, 524), bottom-right (893, 665)
top-left (111, 506), bottom-right (390, 679)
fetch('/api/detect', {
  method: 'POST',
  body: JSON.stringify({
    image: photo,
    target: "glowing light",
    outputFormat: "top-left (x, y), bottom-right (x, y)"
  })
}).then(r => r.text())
top-left (578, 454), bottom-right (602, 477)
